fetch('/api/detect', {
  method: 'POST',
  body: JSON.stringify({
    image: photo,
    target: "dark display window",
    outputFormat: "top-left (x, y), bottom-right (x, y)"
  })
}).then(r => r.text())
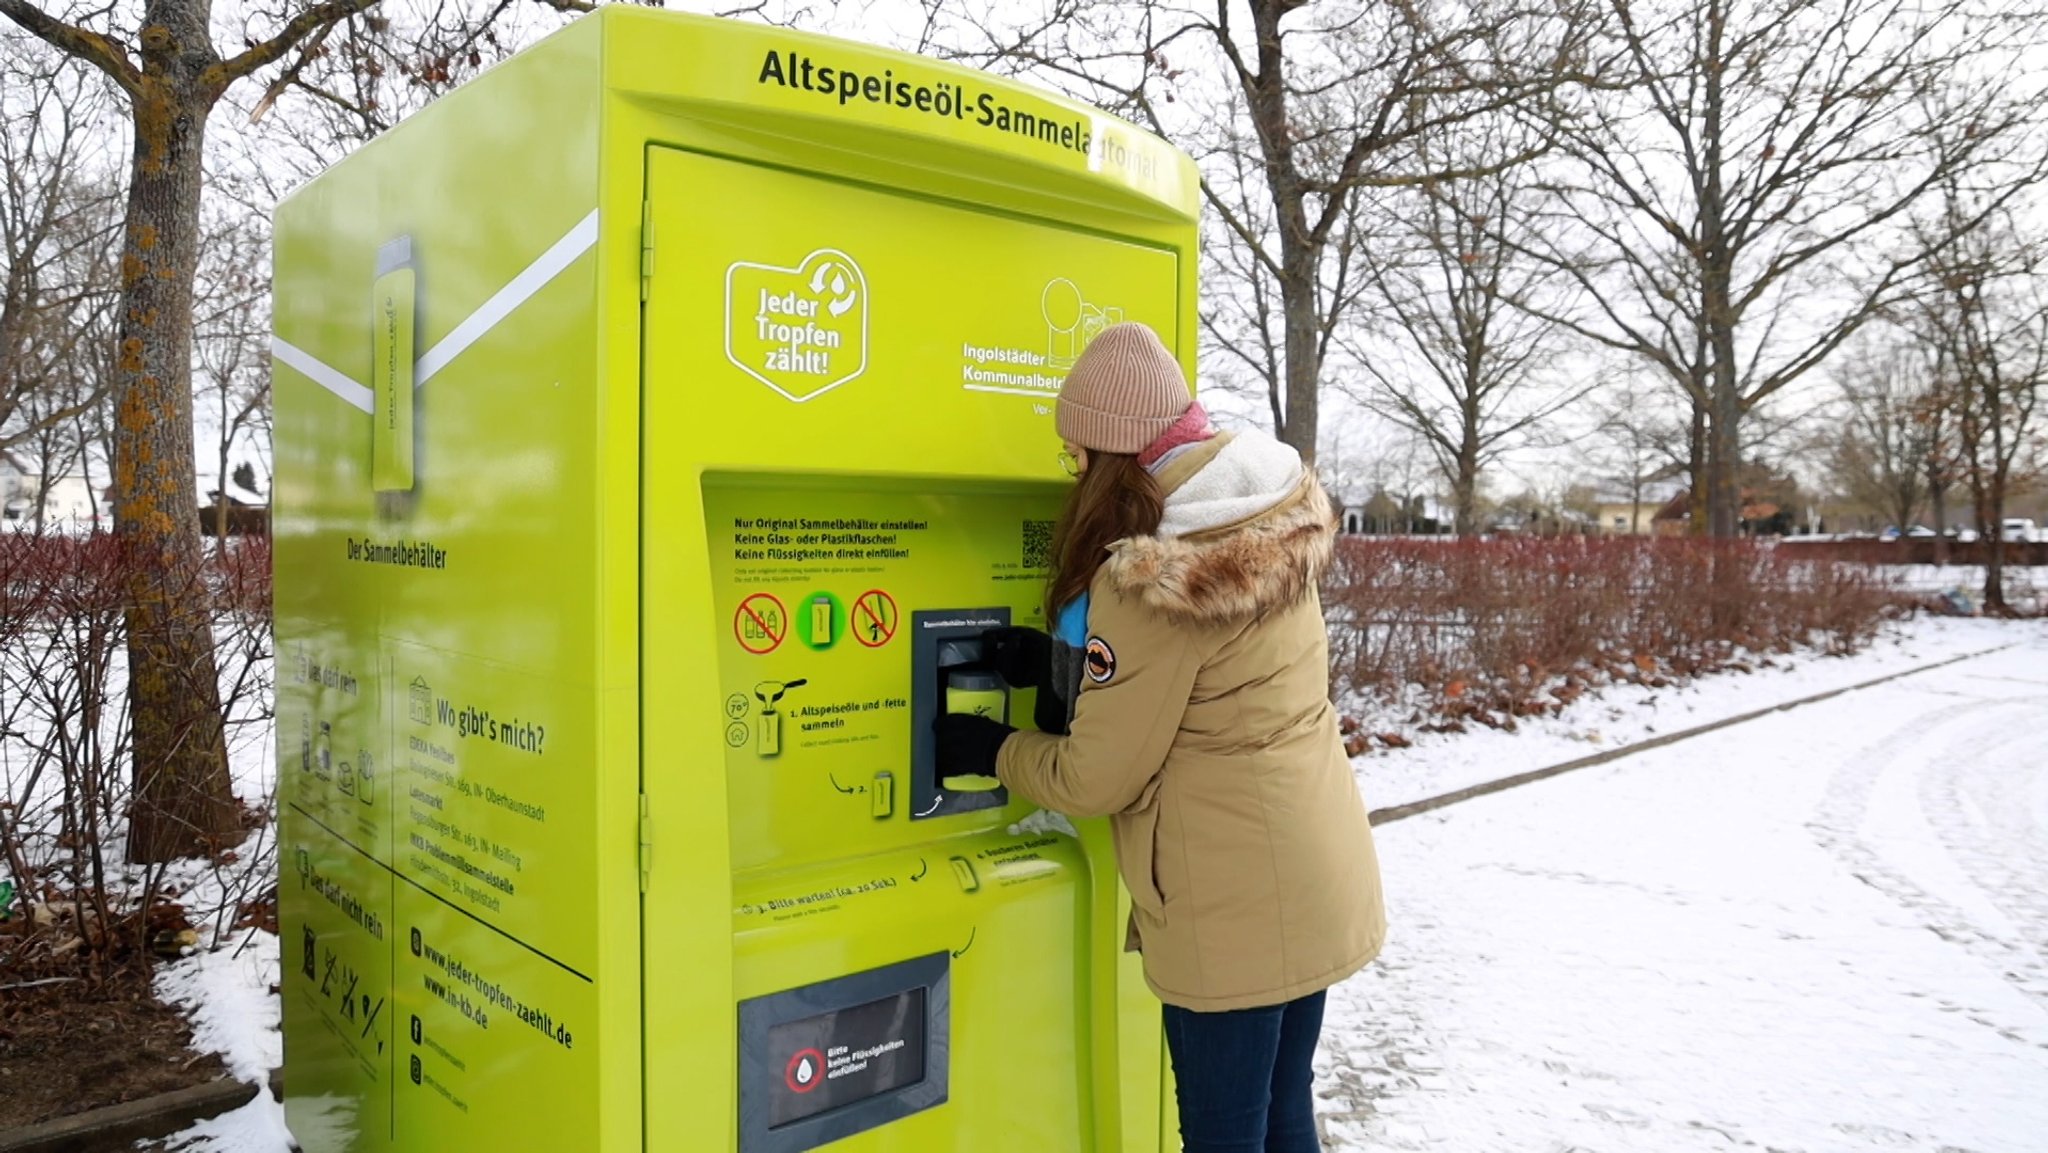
top-left (737, 953), bottom-right (950, 1153)
top-left (767, 988), bottom-right (928, 1128)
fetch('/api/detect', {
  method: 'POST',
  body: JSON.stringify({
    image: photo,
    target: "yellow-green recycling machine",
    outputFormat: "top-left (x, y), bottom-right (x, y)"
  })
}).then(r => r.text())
top-left (272, 8), bottom-right (1200, 1152)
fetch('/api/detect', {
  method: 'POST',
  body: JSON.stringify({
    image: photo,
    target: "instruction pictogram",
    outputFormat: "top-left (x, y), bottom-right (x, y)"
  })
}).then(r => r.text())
top-left (797, 591), bottom-right (842, 651)
top-left (735, 593), bottom-right (788, 655)
top-left (853, 589), bottom-right (899, 648)
top-left (786, 1048), bottom-right (825, 1093)
top-left (753, 678), bottom-right (806, 758)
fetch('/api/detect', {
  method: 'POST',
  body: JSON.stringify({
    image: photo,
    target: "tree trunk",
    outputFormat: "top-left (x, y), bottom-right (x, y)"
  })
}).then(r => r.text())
top-left (1978, 484), bottom-right (2006, 613)
top-left (1454, 459), bottom-right (1478, 539)
top-left (1688, 395), bottom-right (1707, 533)
top-left (1707, 385), bottom-right (1742, 538)
top-left (1698, 0), bottom-right (1746, 539)
top-left (1929, 482), bottom-right (1949, 566)
top-left (214, 422), bottom-right (230, 541)
top-left (1240, 0), bottom-right (1321, 469)
top-left (1983, 470), bottom-right (2008, 614)
top-left (1628, 467), bottom-right (1643, 536)
top-left (117, 37), bottom-right (237, 864)
top-left (1277, 238), bottom-right (1320, 467)
top-left (33, 447), bottom-right (52, 533)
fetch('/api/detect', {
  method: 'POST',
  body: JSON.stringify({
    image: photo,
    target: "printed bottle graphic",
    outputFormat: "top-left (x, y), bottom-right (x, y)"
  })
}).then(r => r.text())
top-left (1042, 278), bottom-right (1124, 367)
top-left (797, 592), bottom-right (841, 651)
top-left (371, 236), bottom-right (418, 493)
top-left (725, 249), bottom-right (868, 402)
top-left (753, 679), bottom-right (807, 757)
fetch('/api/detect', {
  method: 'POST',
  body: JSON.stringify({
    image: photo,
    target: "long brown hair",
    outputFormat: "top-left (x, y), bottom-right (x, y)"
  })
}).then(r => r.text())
top-left (1046, 451), bottom-right (1164, 618)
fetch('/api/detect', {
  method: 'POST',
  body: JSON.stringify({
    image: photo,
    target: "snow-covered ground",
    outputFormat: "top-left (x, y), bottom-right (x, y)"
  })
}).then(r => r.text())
top-left (151, 829), bottom-right (291, 1153)
top-left (1354, 615), bottom-right (2026, 813)
top-left (1320, 618), bottom-right (2048, 1152)
top-left (1882, 565), bottom-right (2045, 614)
top-left (146, 614), bottom-right (2048, 1151)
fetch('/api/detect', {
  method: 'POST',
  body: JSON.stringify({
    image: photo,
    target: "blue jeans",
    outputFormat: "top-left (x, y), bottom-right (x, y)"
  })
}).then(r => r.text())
top-left (1162, 991), bottom-right (1327, 1153)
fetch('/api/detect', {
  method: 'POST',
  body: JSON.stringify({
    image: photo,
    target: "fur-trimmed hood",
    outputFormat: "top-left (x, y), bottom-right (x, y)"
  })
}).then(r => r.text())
top-left (1101, 434), bottom-right (1337, 627)
top-left (999, 425), bottom-right (1386, 1012)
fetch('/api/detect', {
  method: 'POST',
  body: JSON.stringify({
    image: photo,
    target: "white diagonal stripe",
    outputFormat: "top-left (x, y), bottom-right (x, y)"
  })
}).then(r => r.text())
top-left (268, 209), bottom-right (599, 414)
top-left (416, 208), bottom-right (600, 384)
top-left (272, 336), bottom-right (372, 413)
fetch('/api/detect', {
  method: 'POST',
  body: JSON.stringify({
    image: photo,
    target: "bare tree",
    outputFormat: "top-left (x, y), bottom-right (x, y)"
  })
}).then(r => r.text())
top-left (1587, 364), bottom-right (1689, 533)
top-left (0, 35), bottom-right (121, 465)
top-left (1908, 193), bottom-right (2047, 612)
top-left (0, 0), bottom-right (602, 861)
top-left (1520, 0), bottom-right (2048, 537)
top-left (1917, 350), bottom-right (1964, 554)
top-left (1823, 336), bottom-right (1939, 534)
top-left (1347, 117), bottom-right (1589, 534)
top-left (193, 208), bottom-right (272, 541)
top-left (922, 0), bottom-right (1589, 464)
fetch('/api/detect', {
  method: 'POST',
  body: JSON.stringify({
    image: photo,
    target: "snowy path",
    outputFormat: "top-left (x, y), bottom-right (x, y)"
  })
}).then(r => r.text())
top-left (1354, 616), bottom-right (2027, 814)
top-left (1320, 621), bottom-right (2048, 1153)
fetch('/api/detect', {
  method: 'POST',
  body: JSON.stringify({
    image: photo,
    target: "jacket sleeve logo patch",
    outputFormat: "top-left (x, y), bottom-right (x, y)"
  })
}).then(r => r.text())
top-left (1084, 636), bottom-right (1117, 683)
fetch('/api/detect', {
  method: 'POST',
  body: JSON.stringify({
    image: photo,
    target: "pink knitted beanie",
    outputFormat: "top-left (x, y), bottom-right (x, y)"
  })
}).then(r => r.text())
top-left (1055, 323), bottom-right (1193, 454)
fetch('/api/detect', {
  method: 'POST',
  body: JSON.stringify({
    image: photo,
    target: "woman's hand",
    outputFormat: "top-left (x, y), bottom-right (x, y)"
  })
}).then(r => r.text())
top-left (933, 712), bottom-right (1015, 778)
top-left (981, 626), bottom-right (1053, 690)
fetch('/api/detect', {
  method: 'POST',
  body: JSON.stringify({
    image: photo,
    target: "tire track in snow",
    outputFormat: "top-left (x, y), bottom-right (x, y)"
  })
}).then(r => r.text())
top-left (1808, 692), bottom-right (2048, 1015)
top-left (1318, 637), bottom-right (2048, 1152)
top-left (1917, 715), bottom-right (2048, 996)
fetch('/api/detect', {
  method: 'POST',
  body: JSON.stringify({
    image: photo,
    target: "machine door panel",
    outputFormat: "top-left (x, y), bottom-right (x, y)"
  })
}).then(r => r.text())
top-left (641, 145), bottom-right (1178, 1151)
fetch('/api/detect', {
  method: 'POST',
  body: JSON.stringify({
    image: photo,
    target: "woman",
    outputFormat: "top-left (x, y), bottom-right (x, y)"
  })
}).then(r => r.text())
top-left (934, 322), bottom-right (1387, 1153)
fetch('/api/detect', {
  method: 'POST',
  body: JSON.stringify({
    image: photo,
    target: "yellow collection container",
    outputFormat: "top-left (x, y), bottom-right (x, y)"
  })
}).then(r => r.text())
top-left (273, 9), bottom-right (1199, 1151)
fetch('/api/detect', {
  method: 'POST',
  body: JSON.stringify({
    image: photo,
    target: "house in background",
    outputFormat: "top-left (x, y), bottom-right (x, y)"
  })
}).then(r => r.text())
top-left (1592, 478), bottom-right (1688, 536)
top-left (1338, 490), bottom-right (1452, 535)
top-left (1, 456), bottom-right (105, 528)
top-left (1652, 489), bottom-right (1695, 537)
top-left (1645, 487), bottom-right (1807, 537)
top-left (198, 489), bottom-right (269, 537)
top-left (0, 456), bottom-right (23, 520)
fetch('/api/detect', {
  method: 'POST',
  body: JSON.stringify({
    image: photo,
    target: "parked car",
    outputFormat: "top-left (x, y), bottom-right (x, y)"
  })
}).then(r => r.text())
top-left (2002, 518), bottom-right (2039, 543)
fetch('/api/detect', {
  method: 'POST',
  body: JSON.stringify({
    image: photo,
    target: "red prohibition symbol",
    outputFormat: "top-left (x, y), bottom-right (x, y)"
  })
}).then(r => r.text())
top-left (786, 1048), bottom-right (825, 1093)
top-left (735, 593), bottom-right (789, 655)
top-left (852, 589), bottom-right (899, 648)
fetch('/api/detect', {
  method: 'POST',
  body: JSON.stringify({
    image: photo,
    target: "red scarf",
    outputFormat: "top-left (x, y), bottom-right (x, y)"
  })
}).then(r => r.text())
top-left (1138, 400), bottom-right (1215, 468)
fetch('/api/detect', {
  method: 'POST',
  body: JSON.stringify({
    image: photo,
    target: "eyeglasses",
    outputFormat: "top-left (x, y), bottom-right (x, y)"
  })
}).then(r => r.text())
top-left (1058, 450), bottom-right (1083, 478)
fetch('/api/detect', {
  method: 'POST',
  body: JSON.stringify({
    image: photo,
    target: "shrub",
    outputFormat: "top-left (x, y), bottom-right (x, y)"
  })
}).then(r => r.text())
top-left (1322, 536), bottom-right (1903, 734)
top-left (1, 528), bottom-right (272, 988)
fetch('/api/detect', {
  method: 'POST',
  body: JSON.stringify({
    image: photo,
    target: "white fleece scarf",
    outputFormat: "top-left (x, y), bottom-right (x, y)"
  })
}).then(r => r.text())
top-left (1155, 430), bottom-right (1306, 539)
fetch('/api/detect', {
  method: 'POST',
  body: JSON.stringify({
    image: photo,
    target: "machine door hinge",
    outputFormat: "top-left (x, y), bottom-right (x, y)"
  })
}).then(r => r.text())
top-left (637, 792), bottom-right (653, 893)
top-left (639, 199), bottom-right (655, 303)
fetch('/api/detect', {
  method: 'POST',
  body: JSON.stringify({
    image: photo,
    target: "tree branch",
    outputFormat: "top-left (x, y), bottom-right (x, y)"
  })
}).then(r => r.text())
top-left (212, 0), bottom-right (385, 89)
top-left (0, 0), bottom-right (139, 93)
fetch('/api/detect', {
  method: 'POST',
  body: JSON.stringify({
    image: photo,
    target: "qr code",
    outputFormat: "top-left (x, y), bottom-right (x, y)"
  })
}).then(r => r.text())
top-left (1022, 520), bottom-right (1057, 568)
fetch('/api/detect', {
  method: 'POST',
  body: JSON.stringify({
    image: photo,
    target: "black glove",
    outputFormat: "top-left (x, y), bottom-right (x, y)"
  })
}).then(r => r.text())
top-left (981, 626), bottom-right (1052, 691)
top-left (933, 712), bottom-right (1014, 779)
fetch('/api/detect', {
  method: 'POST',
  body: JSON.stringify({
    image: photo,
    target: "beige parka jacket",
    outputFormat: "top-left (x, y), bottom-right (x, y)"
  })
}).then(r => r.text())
top-left (996, 431), bottom-right (1388, 1012)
